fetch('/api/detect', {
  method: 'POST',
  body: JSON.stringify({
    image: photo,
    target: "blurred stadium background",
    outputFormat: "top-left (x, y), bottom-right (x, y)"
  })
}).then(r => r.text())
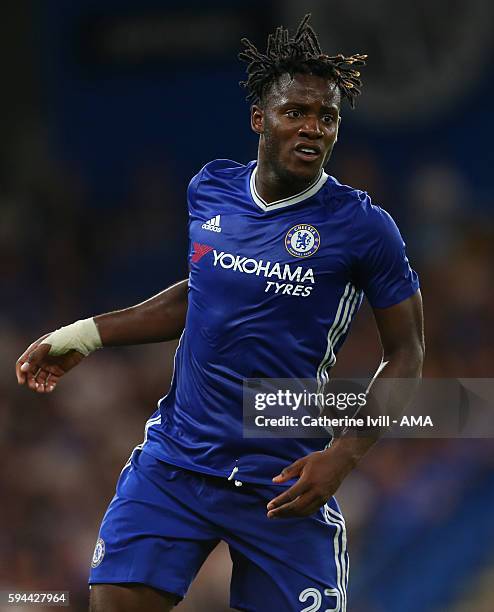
top-left (1, 1), bottom-right (494, 610)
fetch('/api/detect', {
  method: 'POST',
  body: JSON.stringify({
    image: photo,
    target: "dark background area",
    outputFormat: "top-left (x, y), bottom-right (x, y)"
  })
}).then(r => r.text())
top-left (1, 1), bottom-right (494, 610)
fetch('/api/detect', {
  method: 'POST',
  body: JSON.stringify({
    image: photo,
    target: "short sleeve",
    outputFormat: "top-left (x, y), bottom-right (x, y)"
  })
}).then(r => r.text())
top-left (354, 199), bottom-right (419, 309)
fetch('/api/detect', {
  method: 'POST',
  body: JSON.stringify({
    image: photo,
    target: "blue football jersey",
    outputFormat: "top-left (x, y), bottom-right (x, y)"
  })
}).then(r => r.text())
top-left (144, 159), bottom-right (419, 484)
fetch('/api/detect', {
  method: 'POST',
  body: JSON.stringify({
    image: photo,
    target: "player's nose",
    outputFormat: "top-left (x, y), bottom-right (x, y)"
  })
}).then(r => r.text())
top-left (298, 116), bottom-right (323, 139)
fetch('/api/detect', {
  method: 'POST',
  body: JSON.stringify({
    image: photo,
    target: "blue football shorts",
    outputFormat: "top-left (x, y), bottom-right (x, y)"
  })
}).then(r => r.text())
top-left (88, 449), bottom-right (349, 612)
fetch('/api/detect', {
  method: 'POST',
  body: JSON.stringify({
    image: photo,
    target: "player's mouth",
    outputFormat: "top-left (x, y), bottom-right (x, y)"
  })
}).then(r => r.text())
top-left (293, 143), bottom-right (322, 162)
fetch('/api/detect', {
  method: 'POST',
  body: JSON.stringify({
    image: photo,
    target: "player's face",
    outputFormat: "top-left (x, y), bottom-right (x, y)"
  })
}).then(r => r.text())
top-left (252, 73), bottom-right (341, 184)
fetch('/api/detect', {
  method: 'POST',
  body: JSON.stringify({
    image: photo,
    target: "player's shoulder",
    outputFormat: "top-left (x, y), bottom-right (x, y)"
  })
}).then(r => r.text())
top-left (327, 175), bottom-right (396, 233)
top-left (202, 158), bottom-right (253, 176)
top-left (326, 174), bottom-right (369, 211)
top-left (189, 159), bottom-right (254, 192)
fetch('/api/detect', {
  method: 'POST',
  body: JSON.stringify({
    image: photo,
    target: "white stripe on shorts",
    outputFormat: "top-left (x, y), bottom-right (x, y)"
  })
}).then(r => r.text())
top-left (323, 504), bottom-right (348, 611)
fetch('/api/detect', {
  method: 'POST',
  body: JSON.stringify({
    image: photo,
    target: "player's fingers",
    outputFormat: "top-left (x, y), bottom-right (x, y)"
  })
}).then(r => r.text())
top-left (36, 382), bottom-right (52, 393)
top-left (33, 372), bottom-right (50, 393)
top-left (35, 365), bottom-right (63, 384)
top-left (272, 457), bottom-right (307, 483)
top-left (20, 343), bottom-right (52, 375)
top-left (16, 334), bottom-right (52, 385)
top-left (267, 480), bottom-right (309, 512)
top-left (35, 368), bottom-right (49, 385)
top-left (45, 379), bottom-right (58, 392)
top-left (47, 375), bottom-right (61, 391)
top-left (21, 348), bottom-right (50, 388)
top-left (27, 372), bottom-right (39, 391)
top-left (33, 380), bottom-right (57, 393)
top-left (267, 492), bottom-right (313, 519)
top-left (16, 360), bottom-right (27, 384)
top-left (25, 367), bottom-right (44, 390)
top-left (16, 355), bottom-right (35, 384)
top-left (33, 366), bottom-right (62, 392)
top-left (36, 372), bottom-right (60, 393)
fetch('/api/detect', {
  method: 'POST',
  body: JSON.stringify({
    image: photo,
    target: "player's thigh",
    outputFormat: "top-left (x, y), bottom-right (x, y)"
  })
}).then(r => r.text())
top-left (89, 449), bottom-right (220, 599)
top-left (89, 583), bottom-right (181, 612)
top-left (229, 548), bottom-right (345, 612)
top-left (227, 498), bottom-right (348, 612)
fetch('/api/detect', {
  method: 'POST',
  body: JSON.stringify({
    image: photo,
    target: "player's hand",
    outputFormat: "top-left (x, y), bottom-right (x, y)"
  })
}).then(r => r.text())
top-left (15, 334), bottom-right (85, 393)
top-left (266, 448), bottom-right (354, 519)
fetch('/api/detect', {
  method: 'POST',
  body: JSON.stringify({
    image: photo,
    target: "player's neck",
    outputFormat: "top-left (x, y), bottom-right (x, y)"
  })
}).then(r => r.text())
top-left (255, 159), bottom-right (320, 204)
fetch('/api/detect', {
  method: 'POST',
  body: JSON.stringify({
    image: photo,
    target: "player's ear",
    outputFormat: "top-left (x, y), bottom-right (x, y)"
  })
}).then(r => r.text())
top-left (335, 115), bottom-right (342, 143)
top-left (251, 105), bottom-right (264, 135)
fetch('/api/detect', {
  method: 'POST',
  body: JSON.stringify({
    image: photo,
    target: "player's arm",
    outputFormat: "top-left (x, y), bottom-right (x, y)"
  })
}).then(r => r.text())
top-left (267, 290), bottom-right (424, 518)
top-left (95, 278), bottom-right (188, 346)
top-left (15, 279), bottom-right (189, 394)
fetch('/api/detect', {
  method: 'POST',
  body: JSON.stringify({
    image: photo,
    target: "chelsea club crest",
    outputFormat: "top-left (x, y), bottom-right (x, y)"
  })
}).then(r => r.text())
top-left (285, 224), bottom-right (320, 258)
top-left (91, 537), bottom-right (105, 568)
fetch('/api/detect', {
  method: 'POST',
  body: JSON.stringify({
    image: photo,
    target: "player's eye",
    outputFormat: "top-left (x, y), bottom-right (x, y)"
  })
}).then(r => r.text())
top-left (322, 115), bottom-right (335, 124)
top-left (286, 110), bottom-right (302, 119)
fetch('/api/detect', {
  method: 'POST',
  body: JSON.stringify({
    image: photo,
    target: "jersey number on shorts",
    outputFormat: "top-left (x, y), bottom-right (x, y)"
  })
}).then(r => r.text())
top-left (299, 587), bottom-right (341, 612)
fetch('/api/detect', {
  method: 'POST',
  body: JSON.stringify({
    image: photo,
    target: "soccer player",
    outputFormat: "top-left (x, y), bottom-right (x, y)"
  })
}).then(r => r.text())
top-left (16, 15), bottom-right (424, 612)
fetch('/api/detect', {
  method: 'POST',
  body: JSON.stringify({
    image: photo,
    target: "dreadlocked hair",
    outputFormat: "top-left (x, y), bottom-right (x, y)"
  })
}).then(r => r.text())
top-left (239, 14), bottom-right (367, 109)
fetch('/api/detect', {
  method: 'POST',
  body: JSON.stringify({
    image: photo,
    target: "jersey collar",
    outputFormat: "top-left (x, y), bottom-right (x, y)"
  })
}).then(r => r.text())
top-left (250, 165), bottom-right (329, 212)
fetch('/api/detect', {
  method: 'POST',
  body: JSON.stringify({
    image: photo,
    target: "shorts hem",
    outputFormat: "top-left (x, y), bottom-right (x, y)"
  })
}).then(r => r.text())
top-left (88, 577), bottom-right (186, 599)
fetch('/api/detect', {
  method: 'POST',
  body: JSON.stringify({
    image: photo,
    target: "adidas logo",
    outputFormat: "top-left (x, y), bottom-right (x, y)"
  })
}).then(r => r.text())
top-left (202, 215), bottom-right (222, 233)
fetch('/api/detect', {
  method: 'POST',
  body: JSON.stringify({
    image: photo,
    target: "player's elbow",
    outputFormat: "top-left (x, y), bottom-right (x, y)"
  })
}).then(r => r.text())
top-left (385, 340), bottom-right (425, 377)
top-left (411, 339), bottom-right (425, 376)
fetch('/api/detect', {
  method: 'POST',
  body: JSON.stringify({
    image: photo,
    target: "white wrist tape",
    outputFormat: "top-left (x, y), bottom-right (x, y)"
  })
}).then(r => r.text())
top-left (43, 317), bottom-right (103, 357)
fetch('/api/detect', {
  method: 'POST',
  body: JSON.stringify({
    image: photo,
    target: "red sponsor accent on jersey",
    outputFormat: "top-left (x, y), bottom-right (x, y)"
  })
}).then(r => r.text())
top-left (191, 243), bottom-right (213, 263)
